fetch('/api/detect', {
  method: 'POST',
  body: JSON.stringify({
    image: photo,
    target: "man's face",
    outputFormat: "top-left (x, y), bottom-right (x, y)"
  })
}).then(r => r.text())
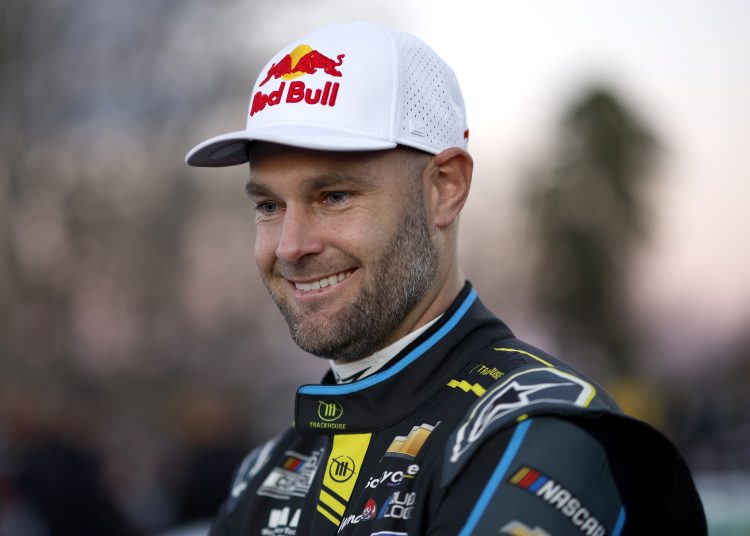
top-left (247, 145), bottom-right (438, 362)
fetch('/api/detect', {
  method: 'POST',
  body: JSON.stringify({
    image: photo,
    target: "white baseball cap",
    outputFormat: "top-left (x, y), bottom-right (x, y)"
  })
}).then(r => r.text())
top-left (185, 22), bottom-right (468, 167)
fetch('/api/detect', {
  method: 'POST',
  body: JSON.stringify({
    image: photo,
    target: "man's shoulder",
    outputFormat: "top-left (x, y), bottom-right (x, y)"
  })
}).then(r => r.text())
top-left (436, 412), bottom-right (706, 535)
top-left (436, 338), bottom-right (707, 533)
top-left (448, 335), bottom-right (622, 419)
top-left (442, 337), bottom-right (622, 477)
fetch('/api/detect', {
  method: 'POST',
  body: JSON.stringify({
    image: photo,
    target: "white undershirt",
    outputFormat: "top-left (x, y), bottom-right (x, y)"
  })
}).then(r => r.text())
top-left (330, 314), bottom-right (443, 384)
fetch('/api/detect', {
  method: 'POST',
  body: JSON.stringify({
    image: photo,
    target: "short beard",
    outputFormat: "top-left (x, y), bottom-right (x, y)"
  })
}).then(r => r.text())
top-left (265, 181), bottom-right (439, 362)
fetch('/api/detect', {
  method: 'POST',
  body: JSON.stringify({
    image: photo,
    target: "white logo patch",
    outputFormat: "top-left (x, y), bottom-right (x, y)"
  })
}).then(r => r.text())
top-left (262, 507), bottom-right (300, 536)
top-left (258, 448), bottom-right (324, 500)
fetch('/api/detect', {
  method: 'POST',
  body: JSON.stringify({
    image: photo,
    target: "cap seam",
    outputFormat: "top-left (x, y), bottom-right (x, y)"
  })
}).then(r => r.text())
top-left (378, 24), bottom-right (400, 145)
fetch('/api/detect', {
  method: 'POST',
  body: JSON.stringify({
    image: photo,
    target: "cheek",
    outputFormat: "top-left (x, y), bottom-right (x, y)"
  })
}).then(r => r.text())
top-left (253, 227), bottom-right (278, 272)
top-left (335, 217), bottom-right (392, 260)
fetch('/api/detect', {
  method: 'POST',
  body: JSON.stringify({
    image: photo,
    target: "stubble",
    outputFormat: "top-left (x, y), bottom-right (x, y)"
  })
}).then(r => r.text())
top-left (264, 178), bottom-right (439, 362)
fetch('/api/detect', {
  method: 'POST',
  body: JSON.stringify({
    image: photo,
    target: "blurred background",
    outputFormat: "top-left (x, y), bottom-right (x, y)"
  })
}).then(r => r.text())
top-left (1, 0), bottom-right (748, 534)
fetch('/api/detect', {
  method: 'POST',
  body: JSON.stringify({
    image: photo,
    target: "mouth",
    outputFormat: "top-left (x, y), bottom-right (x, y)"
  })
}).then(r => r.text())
top-left (291, 270), bottom-right (355, 293)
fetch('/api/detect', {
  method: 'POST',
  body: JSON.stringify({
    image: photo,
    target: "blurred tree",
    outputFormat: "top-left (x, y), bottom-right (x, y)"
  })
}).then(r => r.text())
top-left (524, 86), bottom-right (659, 379)
top-left (0, 0), bottom-right (257, 382)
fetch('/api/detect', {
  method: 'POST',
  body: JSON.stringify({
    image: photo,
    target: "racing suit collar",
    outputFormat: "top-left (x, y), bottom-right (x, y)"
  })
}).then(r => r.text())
top-left (294, 282), bottom-right (514, 434)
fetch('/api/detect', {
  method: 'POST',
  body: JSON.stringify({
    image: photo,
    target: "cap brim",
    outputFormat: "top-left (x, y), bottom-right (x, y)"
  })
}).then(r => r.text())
top-left (185, 126), bottom-right (398, 167)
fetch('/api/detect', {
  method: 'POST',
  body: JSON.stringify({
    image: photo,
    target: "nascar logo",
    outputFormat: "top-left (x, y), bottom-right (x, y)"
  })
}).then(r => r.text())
top-left (509, 466), bottom-right (607, 536)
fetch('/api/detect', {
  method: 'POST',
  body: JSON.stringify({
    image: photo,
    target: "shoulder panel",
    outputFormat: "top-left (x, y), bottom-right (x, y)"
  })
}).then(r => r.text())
top-left (443, 365), bottom-right (617, 484)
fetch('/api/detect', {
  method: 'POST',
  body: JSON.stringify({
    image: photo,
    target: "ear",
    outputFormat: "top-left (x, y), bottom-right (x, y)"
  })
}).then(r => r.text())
top-left (426, 148), bottom-right (473, 228)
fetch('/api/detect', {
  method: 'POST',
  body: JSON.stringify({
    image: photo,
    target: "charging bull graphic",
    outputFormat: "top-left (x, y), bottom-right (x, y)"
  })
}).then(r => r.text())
top-left (259, 44), bottom-right (345, 87)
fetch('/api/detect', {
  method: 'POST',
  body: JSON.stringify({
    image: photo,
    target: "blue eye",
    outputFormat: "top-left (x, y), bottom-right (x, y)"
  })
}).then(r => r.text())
top-left (325, 192), bottom-right (350, 204)
top-left (255, 201), bottom-right (278, 215)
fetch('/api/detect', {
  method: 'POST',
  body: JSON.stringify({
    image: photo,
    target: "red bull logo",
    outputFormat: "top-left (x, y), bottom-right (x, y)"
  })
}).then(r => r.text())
top-left (259, 44), bottom-right (345, 86)
top-left (250, 44), bottom-right (345, 117)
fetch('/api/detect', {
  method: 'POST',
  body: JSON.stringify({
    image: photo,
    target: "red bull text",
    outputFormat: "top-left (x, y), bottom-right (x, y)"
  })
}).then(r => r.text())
top-left (250, 80), bottom-right (340, 117)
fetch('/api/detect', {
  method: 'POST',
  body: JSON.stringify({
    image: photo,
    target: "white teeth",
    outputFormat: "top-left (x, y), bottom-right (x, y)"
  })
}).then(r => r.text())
top-left (294, 271), bottom-right (353, 292)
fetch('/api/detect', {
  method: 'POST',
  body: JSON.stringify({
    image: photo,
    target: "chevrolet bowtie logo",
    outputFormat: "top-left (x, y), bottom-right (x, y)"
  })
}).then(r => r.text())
top-left (500, 520), bottom-right (551, 536)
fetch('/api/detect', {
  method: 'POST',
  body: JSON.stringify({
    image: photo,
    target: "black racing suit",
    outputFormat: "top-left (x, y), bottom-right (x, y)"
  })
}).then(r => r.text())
top-left (210, 283), bottom-right (706, 535)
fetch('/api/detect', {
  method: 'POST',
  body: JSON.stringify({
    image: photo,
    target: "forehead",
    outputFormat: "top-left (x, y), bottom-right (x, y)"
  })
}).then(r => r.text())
top-left (247, 143), bottom-right (429, 190)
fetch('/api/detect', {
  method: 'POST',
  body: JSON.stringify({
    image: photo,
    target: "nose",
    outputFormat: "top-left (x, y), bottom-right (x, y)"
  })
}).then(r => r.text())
top-left (275, 205), bottom-right (324, 263)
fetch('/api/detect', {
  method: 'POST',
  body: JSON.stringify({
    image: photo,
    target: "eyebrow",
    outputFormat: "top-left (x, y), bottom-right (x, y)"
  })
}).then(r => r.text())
top-left (245, 172), bottom-right (376, 198)
top-left (245, 180), bottom-right (275, 198)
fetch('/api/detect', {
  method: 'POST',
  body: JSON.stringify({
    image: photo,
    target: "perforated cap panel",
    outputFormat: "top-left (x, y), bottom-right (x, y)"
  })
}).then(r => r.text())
top-left (393, 30), bottom-right (468, 154)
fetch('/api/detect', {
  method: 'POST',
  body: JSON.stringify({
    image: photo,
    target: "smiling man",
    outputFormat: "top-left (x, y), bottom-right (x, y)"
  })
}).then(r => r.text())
top-left (186, 23), bottom-right (706, 536)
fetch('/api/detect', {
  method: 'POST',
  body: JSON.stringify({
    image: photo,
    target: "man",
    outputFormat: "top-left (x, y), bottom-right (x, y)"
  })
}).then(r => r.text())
top-left (186, 22), bottom-right (706, 536)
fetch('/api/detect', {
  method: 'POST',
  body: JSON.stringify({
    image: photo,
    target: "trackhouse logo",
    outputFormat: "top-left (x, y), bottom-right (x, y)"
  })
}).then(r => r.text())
top-left (328, 455), bottom-right (356, 483)
top-left (308, 399), bottom-right (346, 430)
top-left (318, 400), bottom-right (344, 422)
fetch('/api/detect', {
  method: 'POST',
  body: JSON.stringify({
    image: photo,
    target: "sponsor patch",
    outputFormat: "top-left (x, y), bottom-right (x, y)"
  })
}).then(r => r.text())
top-left (385, 423), bottom-right (436, 459)
top-left (500, 520), bottom-right (551, 536)
top-left (377, 491), bottom-right (416, 521)
top-left (470, 363), bottom-right (505, 380)
top-left (337, 499), bottom-right (378, 532)
top-left (262, 507), bottom-right (300, 536)
top-left (365, 464), bottom-right (420, 489)
top-left (363, 499), bottom-right (377, 518)
top-left (509, 466), bottom-right (606, 536)
top-left (258, 449), bottom-right (324, 500)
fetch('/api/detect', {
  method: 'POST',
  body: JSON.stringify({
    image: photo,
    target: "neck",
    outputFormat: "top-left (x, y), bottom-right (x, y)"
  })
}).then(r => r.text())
top-left (330, 314), bottom-right (443, 382)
